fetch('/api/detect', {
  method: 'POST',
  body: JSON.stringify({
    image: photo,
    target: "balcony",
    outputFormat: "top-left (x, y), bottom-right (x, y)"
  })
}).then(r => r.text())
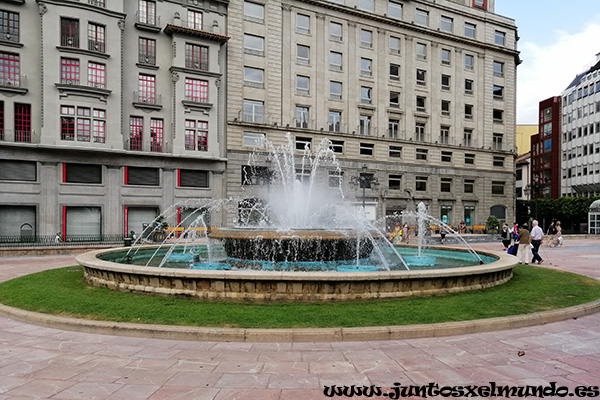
top-left (184, 59), bottom-right (209, 71)
top-left (0, 75), bottom-right (27, 94)
top-left (163, 18), bottom-right (230, 43)
top-left (88, 0), bottom-right (105, 7)
top-left (126, 136), bottom-right (143, 151)
top-left (133, 91), bottom-right (162, 110)
top-left (0, 29), bottom-right (20, 46)
top-left (135, 13), bottom-right (161, 32)
top-left (0, 129), bottom-right (33, 143)
top-left (182, 95), bottom-right (212, 111)
top-left (60, 35), bottom-right (79, 48)
top-left (88, 39), bottom-right (105, 53)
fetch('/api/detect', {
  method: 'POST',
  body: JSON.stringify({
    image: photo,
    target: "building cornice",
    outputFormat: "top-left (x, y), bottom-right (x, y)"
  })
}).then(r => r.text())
top-left (36, 0), bottom-right (127, 19)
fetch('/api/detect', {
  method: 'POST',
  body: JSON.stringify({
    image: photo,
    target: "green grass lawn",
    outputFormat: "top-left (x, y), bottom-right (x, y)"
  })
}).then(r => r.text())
top-left (0, 265), bottom-right (598, 329)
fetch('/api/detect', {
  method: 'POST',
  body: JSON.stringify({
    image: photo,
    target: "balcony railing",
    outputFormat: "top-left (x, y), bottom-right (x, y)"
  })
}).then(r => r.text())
top-left (136, 12), bottom-right (161, 27)
top-left (184, 95), bottom-right (209, 104)
top-left (61, 78), bottom-right (80, 85)
top-left (60, 35), bottom-right (79, 48)
top-left (151, 141), bottom-right (163, 153)
top-left (0, 29), bottom-right (19, 43)
top-left (134, 91), bottom-right (161, 105)
top-left (138, 52), bottom-right (156, 65)
top-left (184, 59), bottom-right (209, 71)
top-left (0, 74), bottom-right (26, 88)
top-left (127, 136), bottom-right (143, 151)
top-left (0, 129), bottom-right (34, 143)
top-left (88, 39), bottom-right (105, 53)
top-left (14, 130), bottom-right (32, 143)
top-left (0, 234), bottom-right (124, 248)
top-left (88, 0), bottom-right (106, 7)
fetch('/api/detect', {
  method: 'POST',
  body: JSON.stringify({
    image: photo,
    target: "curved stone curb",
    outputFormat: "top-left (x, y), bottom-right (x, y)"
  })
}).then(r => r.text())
top-left (1, 298), bottom-right (599, 342)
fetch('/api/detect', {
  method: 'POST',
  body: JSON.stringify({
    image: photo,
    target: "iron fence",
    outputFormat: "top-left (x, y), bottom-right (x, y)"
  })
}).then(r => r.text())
top-left (0, 234), bottom-right (126, 248)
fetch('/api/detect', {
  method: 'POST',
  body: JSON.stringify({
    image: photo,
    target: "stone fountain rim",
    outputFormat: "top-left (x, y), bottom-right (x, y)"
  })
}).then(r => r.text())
top-left (76, 245), bottom-right (514, 282)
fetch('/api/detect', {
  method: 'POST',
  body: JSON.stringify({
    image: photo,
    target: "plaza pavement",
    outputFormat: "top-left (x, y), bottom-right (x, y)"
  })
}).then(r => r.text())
top-left (0, 238), bottom-right (599, 399)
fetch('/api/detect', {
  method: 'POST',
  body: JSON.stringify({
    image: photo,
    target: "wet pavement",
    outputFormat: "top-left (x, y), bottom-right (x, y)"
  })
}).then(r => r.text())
top-left (0, 237), bottom-right (599, 399)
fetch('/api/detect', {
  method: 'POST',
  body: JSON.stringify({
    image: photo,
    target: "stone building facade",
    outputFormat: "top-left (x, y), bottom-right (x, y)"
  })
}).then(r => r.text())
top-left (225, 0), bottom-right (519, 229)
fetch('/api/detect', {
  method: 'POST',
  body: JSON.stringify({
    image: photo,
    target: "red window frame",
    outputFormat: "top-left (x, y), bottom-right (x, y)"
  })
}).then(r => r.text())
top-left (472, 0), bottom-right (487, 9)
top-left (139, 0), bottom-right (156, 25)
top-left (150, 118), bottom-right (163, 152)
top-left (61, 58), bottom-right (80, 84)
top-left (60, 18), bottom-right (79, 47)
top-left (87, 23), bottom-right (105, 53)
top-left (0, 11), bottom-right (20, 42)
top-left (187, 10), bottom-right (203, 30)
top-left (130, 116), bottom-right (143, 151)
top-left (185, 43), bottom-right (208, 70)
top-left (88, 62), bottom-right (105, 88)
top-left (0, 101), bottom-right (4, 141)
top-left (197, 121), bottom-right (208, 151)
top-left (138, 74), bottom-right (156, 103)
top-left (184, 78), bottom-right (208, 103)
top-left (77, 116), bottom-right (91, 141)
top-left (0, 52), bottom-right (20, 87)
top-left (139, 37), bottom-right (156, 65)
top-left (184, 120), bottom-right (195, 150)
top-left (14, 103), bottom-right (31, 142)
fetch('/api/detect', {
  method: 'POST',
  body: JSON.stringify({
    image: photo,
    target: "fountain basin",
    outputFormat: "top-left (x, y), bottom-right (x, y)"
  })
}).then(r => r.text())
top-left (77, 246), bottom-right (517, 302)
top-left (208, 228), bottom-right (381, 262)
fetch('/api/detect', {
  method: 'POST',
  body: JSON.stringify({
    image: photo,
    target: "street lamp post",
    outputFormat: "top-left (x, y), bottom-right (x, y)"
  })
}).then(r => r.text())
top-left (350, 164), bottom-right (379, 209)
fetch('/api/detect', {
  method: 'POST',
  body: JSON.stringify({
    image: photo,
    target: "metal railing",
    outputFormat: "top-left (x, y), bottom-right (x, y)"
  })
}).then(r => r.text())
top-left (134, 91), bottom-right (161, 105)
top-left (0, 29), bottom-right (19, 43)
top-left (0, 75), bottom-right (26, 88)
top-left (0, 234), bottom-right (125, 248)
top-left (0, 129), bottom-right (34, 143)
top-left (88, 39), bottom-right (105, 53)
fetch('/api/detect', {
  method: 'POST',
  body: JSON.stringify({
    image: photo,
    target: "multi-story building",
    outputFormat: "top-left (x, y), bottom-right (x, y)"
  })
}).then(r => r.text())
top-left (529, 96), bottom-right (561, 199)
top-left (225, 0), bottom-right (519, 228)
top-left (0, 0), bottom-right (229, 238)
top-left (561, 53), bottom-right (600, 198)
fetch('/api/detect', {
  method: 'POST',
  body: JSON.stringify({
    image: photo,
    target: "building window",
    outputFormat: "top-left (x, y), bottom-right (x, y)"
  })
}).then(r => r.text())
top-left (0, 52), bottom-right (20, 87)
top-left (390, 63), bottom-right (400, 81)
top-left (295, 136), bottom-right (311, 151)
top-left (330, 51), bottom-right (342, 71)
top-left (465, 104), bottom-right (473, 119)
top-left (361, 58), bottom-right (372, 76)
top-left (0, 10), bottom-right (20, 43)
top-left (416, 43), bottom-right (427, 60)
top-left (493, 61), bottom-right (504, 77)
top-left (441, 150), bottom-right (452, 162)
top-left (388, 1), bottom-right (402, 19)
top-left (415, 9), bottom-right (429, 26)
top-left (138, 74), bottom-right (156, 104)
top-left (330, 81), bottom-right (342, 100)
top-left (493, 109), bottom-right (503, 123)
top-left (440, 126), bottom-right (450, 144)
top-left (360, 86), bottom-right (372, 104)
top-left (493, 156), bottom-right (504, 167)
top-left (441, 178), bottom-right (452, 193)
top-left (473, 0), bottom-right (487, 9)
top-left (88, 62), bottom-right (106, 89)
top-left (359, 0), bottom-right (374, 11)
top-left (465, 54), bottom-right (474, 71)
top-left (389, 145), bottom-right (402, 158)
top-left (129, 116), bottom-right (143, 150)
top-left (390, 91), bottom-right (400, 108)
top-left (138, 0), bottom-right (157, 25)
top-left (493, 85), bottom-right (504, 100)
top-left (150, 118), bottom-right (163, 152)
top-left (244, 1), bottom-right (264, 23)
top-left (465, 79), bottom-right (473, 94)
top-left (296, 75), bottom-right (310, 95)
top-left (139, 38), bottom-right (156, 65)
top-left (243, 132), bottom-right (265, 148)
top-left (415, 122), bottom-right (425, 141)
top-left (415, 176), bottom-right (427, 192)
top-left (295, 106), bottom-right (309, 128)
top-left (244, 34), bottom-right (264, 56)
top-left (437, 75), bottom-right (449, 92)
top-left (493, 133), bottom-right (503, 150)
top-left (185, 78), bottom-right (209, 102)
top-left (329, 140), bottom-right (344, 153)
top-left (187, 10), bottom-right (203, 30)
top-left (329, 170), bottom-right (343, 187)
top-left (463, 129), bottom-right (473, 147)
top-left (76, 107), bottom-right (91, 141)
top-left (92, 109), bottom-right (106, 143)
top-left (416, 69), bottom-right (426, 86)
top-left (464, 179), bottom-right (474, 193)
top-left (495, 30), bottom-right (506, 46)
top-left (184, 120), bottom-right (208, 151)
top-left (60, 17), bottom-right (79, 47)
top-left (185, 44), bottom-right (208, 70)
top-left (441, 49), bottom-right (451, 65)
top-left (178, 169), bottom-right (209, 188)
top-left (388, 119), bottom-right (399, 139)
top-left (60, 106), bottom-right (75, 141)
top-left (63, 163), bottom-right (102, 184)
top-left (244, 66), bottom-right (264, 88)
top-left (440, 16), bottom-right (453, 32)
top-left (296, 13), bottom-right (310, 34)
top-left (330, 21), bottom-right (343, 41)
top-left (464, 22), bottom-right (476, 38)
top-left (416, 96), bottom-right (426, 112)
top-left (125, 166), bottom-right (159, 186)
top-left (389, 36), bottom-right (401, 54)
top-left (87, 23), bottom-right (105, 53)
top-left (465, 153), bottom-right (475, 165)
top-left (416, 148), bottom-right (428, 160)
top-left (441, 100), bottom-right (451, 116)
top-left (61, 58), bottom-right (80, 85)
top-left (492, 181), bottom-right (505, 195)
top-left (328, 110), bottom-right (341, 132)
top-left (244, 99), bottom-right (263, 123)
top-left (360, 29), bottom-right (373, 48)
top-left (360, 115), bottom-right (371, 135)
top-left (297, 44), bottom-right (310, 65)
top-left (389, 174), bottom-right (402, 190)
top-left (359, 142), bottom-right (374, 156)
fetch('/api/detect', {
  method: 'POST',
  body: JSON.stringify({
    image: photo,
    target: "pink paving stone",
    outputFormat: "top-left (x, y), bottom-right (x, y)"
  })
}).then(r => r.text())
top-left (147, 386), bottom-right (220, 400)
top-left (300, 350), bottom-right (346, 362)
top-left (279, 388), bottom-right (327, 400)
top-left (257, 351), bottom-right (304, 362)
top-left (105, 384), bottom-right (161, 400)
top-left (351, 359), bottom-right (404, 374)
top-left (3, 379), bottom-right (75, 398)
top-left (164, 371), bottom-right (223, 387)
top-left (51, 382), bottom-right (123, 399)
top-left (213, 388), bottom-right (281, 400)
top-left (167, 360), bottom-right (219, 372)
top-left (308, 361), bottom-right (357, 374)
top-left (114, 369), bottom-right (178, 386)
top-left (214, 373), bottom-right (271, 388)
top-left (267, 373), bottom-right (320, 389)
top-left (317, 372), bottom-right (371, 387)
top-left (261, 361), bottom-right (309, 374)
top-left (212, 361), bottom-right (264, 374)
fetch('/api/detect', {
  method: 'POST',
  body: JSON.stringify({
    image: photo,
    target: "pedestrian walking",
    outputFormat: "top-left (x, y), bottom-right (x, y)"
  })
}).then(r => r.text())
top-left (517, 223), bottom-right (531, 265)
top-left (530, 220), bottom-right (544, 265)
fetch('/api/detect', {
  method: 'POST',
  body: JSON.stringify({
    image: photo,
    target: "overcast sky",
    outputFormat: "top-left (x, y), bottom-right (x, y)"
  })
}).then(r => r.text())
top-left (494, 0), bottom-right (599, 125)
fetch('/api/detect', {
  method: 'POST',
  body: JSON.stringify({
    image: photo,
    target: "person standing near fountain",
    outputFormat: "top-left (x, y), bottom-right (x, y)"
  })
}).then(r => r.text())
top-left (517, 223), bottom-right (532, 265)
top-left (501, 222), bottom-right (511, 251)
top-left (530, 220), bottom-right (544, 265)
top-left (402, 223), bottom-right (410, 244)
